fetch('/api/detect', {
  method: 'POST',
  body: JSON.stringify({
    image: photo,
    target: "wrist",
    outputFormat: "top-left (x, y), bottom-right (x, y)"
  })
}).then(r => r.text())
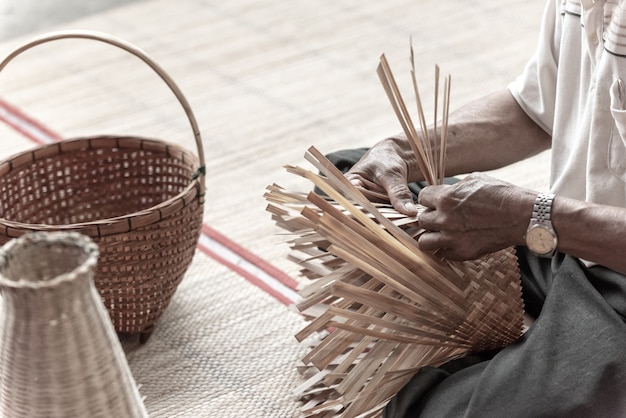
top-left (507, 189), bottom-right (538, 246)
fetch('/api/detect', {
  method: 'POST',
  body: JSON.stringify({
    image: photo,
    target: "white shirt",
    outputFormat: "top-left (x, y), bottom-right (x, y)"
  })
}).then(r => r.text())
top-left (509, 0), bottom-right (626, 207)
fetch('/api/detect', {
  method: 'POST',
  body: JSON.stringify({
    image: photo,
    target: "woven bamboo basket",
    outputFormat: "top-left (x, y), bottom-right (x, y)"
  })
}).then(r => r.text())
top-left (0, 232), bottom-right (148, 417)
top-left (265, 149), bottom-right (525, 417)
top-left (0, 31), bottom-right (206, 341)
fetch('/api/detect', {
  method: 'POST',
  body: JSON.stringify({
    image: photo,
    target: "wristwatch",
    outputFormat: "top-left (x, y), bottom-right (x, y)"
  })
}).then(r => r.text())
top-left (525, 192), bottom-right (558, 257)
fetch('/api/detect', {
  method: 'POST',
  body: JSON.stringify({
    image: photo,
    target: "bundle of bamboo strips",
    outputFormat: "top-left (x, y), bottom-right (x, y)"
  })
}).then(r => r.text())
top-left (264, 51), bottom-right (525, 417)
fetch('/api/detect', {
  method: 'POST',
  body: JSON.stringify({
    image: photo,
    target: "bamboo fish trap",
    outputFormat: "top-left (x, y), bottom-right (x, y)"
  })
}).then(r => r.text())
top-left (265, 47), bottom-right (525, 417)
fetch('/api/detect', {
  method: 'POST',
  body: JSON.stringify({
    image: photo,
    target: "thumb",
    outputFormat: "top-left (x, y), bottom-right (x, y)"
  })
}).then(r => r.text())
top-left (384, 181), bottom-right (418, 216)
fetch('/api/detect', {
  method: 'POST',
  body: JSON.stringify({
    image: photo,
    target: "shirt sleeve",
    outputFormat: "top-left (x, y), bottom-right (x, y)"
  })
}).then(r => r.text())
top-left (507, 0), bottom-right (561, 136)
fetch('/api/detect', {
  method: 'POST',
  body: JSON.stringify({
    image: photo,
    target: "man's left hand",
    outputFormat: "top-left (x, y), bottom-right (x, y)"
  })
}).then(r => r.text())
top-left (417, 172), bottom-right (535, 260)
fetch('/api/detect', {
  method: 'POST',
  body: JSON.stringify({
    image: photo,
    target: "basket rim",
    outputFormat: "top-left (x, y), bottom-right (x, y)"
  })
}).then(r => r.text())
top-left (0, 232), bottom-right (99, 289)
top-left (0, 135), bottom-right (204, 238)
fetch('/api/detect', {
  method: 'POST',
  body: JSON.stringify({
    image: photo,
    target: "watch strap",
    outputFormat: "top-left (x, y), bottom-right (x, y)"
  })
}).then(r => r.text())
top-left (532, 192), bottom-right (555, 224)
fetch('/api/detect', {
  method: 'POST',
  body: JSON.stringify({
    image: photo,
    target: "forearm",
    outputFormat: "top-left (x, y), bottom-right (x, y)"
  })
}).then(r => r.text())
top-left (347, 88), bottom-right (552, 215)
top-left (464, 181), bottom-right (626, 274)
top-left (393, 89), bottom-right (552, 182)
top-left (504, 190), bottom-right (626, 274)
top-left (550, 197), bottom-right (626, 275)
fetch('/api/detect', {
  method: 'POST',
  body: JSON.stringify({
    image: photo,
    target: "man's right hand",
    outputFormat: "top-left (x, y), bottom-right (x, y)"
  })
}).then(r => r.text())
top-left (345, 136), bottom-right (421, 216)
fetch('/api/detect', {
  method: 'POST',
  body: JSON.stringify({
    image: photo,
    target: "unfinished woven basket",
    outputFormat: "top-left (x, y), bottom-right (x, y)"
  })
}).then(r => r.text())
top-left (0, 31), bottom-right (206, 340)
top-left (264, 147), bottom-right (525, 417)
top-left (265, 49), bottom-right (526, 417)
top-left (0, 232), bottom-right (148, 417)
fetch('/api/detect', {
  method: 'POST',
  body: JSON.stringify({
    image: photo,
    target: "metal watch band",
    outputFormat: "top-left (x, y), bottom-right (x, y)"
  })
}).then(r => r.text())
top-left (532, 192), bottom-right (555, 223)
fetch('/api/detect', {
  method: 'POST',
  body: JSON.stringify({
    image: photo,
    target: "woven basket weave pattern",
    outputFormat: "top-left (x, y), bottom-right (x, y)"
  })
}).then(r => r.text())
top-left (0, 138), bottom-right (197, 225)
top-left (96, 198), bottom-right (202, 332)
top-left (0, 137), bottom-right (203, 334)
top-left (0, 232), bottom-right (148, 417)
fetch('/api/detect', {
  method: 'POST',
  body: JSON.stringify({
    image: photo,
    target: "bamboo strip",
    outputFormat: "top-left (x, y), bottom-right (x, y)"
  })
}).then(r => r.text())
top-left (409, 39), bottom-right (434, 178)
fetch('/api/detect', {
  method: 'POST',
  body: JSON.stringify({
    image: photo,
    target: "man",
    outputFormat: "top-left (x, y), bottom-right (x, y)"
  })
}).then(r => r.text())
top-left (342, 0), bottom-right (626, 416)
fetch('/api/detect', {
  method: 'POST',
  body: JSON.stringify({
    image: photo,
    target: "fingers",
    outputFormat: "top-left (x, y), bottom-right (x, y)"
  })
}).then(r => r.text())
top-left (416, 186), bottom-right (449, 252)
top-left (416, 185), bottom-right (442, 209)
top-left (416, 185), bottom-right (447, 231)
top-left (346, 174), bottom-right (389, 202)
top-left (348, 172), bottom-right (418, 216)
top-left (346, 173), bottom-right (384, 193)
top-left (416, 186), bottom-right (445, 252)
top-left (417, 231), bottom-right (460, 260)
top-left (417, 231), bottom-right (442, 252)
top-left (388, 189), bottom-right (418, 216)
top-left (416, 207), bottom-right (437, 230)
top-left (378, 174), bottom-right (419, 216)
top-left (346, 173), bottom-right (412, 208)
top-left (344, 140), bottom-right (420, 215)
top-left (417, 231), bottom-right (476, 261)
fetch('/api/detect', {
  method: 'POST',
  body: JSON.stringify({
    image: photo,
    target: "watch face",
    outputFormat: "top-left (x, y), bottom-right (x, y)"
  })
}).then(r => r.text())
top-left (526, 224), bottom-right (557, 255)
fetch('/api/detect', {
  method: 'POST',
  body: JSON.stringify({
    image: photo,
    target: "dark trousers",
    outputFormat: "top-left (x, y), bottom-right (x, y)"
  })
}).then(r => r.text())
top-left (384, 249), bottom-right (626, 417)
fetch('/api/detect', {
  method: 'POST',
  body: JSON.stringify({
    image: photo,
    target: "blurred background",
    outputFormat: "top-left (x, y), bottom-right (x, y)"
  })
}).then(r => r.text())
top-left (0, 0), bottom-right (141, 40)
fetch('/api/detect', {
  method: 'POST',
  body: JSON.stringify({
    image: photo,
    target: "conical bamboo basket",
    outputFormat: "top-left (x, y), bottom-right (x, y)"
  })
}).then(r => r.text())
top-left (0, 232), bottom-right (148, 418)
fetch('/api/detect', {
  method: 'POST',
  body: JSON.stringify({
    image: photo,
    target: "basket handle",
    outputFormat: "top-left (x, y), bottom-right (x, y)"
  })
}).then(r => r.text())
top-left (0, 30), bottom-right (206, 192)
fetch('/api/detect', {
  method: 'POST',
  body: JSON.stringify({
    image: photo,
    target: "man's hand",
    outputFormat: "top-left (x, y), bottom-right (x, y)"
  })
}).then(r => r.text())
top-left (345, 136), bottom-right (421, 216)
top-left (417, 172), bottom-right (536, 260)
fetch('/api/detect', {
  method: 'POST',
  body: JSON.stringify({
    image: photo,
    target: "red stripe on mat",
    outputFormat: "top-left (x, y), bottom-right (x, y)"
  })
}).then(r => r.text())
top-left (200, 224), bottom-right (300, 290)
top-left (0, 98), bottom-right (300, 306)
top-left (0, 98), bottom-right (63, 144)
top-left (199, 224), bottom-right (300, 306)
